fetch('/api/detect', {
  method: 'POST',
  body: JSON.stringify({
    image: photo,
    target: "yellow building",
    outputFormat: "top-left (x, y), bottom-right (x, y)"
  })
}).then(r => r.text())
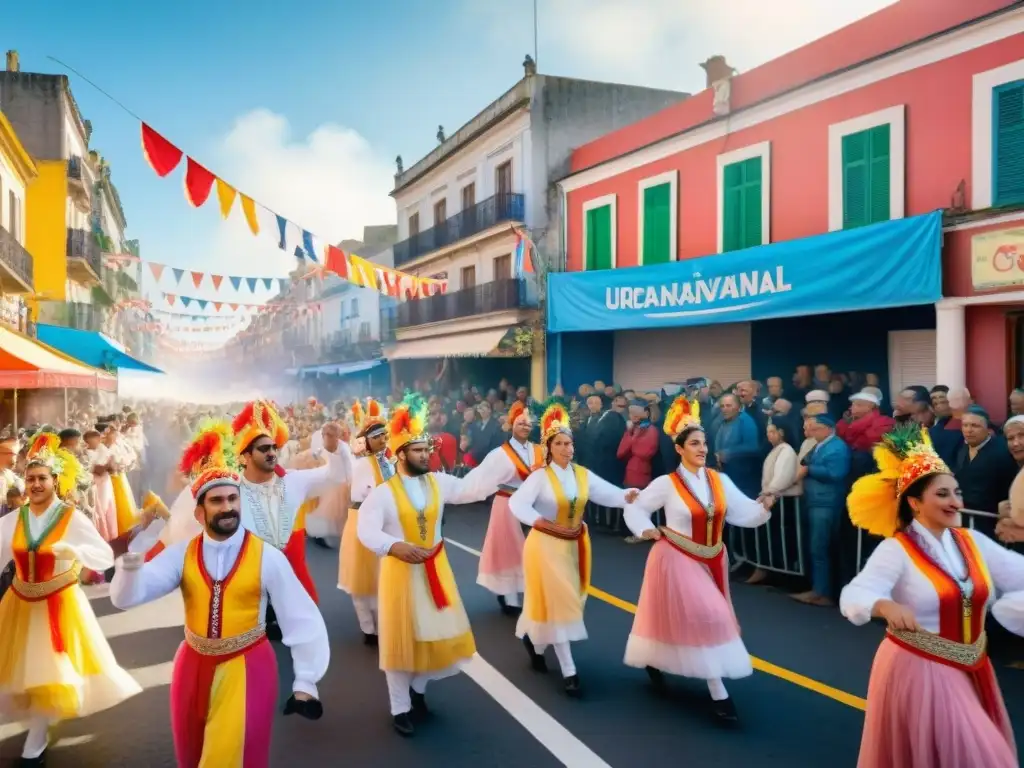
top-left (0, 106), bottom-right (37, 317)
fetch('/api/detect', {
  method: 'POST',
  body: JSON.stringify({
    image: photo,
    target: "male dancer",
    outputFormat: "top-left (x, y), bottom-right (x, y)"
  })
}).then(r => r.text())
top-left (110, 422), bottom-right (328, 766)
top-left (357, 394), bottom-right (499, 736)
top-left (288, 421), bottom-right (353, 548)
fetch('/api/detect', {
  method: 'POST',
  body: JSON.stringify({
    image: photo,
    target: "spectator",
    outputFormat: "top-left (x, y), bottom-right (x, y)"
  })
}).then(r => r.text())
top-left (891, 388), bottom-right (918, 425)
top-left (714, 394), bottom-right (762, 498)
top-left (589, 394), bottom-right (628, 486)
top-left (838, 391), bottom-right (894, 480)
top-left (467, 401), bottom-right (503, 465)
top-left (749, 420), bottom-right (802, 585)
top-left (616, 400), bottom-right (660, 489)
top-left (952, 405), bottom-right (1017, 536)
top-left (1010, 388), bottom-right (1024, 418)
top-left (804, 390), bottom-right (830, 418)
top-left (769, 398), bottom-right (802, 451)
top-left (996, 416), bottom-right (1024, 543)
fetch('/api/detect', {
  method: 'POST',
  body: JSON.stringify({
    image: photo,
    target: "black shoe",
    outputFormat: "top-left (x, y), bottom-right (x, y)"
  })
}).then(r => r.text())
top-left (497, 595), bottom-right (522, 616)
top-left (267, 621), bottom-right (283, 642)
top-left (522, 636), bottom-right (548, 673)
top-left (311, 537), bottom-right (332, 549)
top-left (363, 632), bottom-right (379, 647)
top-left (711, 696), bottom-right (738, 723)
top-left (283, 694), bottom-right (323, 720)
top-left (19, 752), bottom-right (46, 767)
top-left (645, 666), bottom-right (666, 691)
top-left (392, 713), bottom-right (414, 736)
top-left (410, 688), bottom-right (430, 719)
top-left (563, 674), bottom-right (582, 698)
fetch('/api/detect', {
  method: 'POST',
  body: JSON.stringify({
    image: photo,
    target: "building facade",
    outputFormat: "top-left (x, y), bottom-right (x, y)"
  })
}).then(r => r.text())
top-left (551, 0), bottom-right (1024, 420)
top-left (389, 57), bottom-right (689, 396)
top-left (0, 104), bottom-right (36, 331)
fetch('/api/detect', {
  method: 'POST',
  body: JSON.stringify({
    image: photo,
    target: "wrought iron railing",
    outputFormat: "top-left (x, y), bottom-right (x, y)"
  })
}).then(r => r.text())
top-left (66, 229), bottom-right (103, 278)
top-left (0, 226), bottom-right (33, 288)
top-left (397, 277), bottom-right (535, 327)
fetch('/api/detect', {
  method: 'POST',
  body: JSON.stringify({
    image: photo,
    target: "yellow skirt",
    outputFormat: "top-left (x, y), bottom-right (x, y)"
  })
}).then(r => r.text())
top-left (0, 581), bottom-right (141, 719)
top-left (517, 527), bottom-right (593, 646)
top-left (111, 472), bottom-right (138, 536)
top-left (338, 509), bottom-right (379, 598)
top-left (377, 546), bottom-right (475, 674)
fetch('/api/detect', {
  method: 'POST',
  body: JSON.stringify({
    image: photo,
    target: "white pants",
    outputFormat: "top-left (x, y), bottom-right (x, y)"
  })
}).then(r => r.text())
top-left (533, 641), bottom-right (576, 677)
top-left (352, 596), bottom-right (378, 635)
top-left (503, 592), bottom-right (520, 607)
top-left (384, 666), bottom-right (464, 716)
top-left (23, 716), bottom-right (50, 758)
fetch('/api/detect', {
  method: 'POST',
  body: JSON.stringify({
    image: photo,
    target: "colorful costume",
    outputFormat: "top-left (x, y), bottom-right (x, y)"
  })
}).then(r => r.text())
top-left (622, 396), bottom-right (769, 712)
top-left (232, 400), bottom-right (349, 602)
top-left (110, 421), bottom-right (329, 768)
top-left (110, 435), bottom-right (139, 536)
top-left (356, 394), bottom-right (498, 728)
top-left (476, 401), bottom-right (542, 610)
top-left (508, 400), bottom-right (633, 694)
top-left (84, 443), bottom-right (118, 541)
top-left (841, 425), bottom-right (1024, 768)
top-left (341, 399), bottom-right (391, 639)
top-left (0, 432), bottom-right (140, 762)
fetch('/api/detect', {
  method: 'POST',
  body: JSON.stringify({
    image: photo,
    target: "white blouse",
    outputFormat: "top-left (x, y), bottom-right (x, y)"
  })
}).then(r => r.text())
top-left (0, 497), bottom-right (115, 574)
top-left (509, 463), bottom-right (629, 527)
top-left (477, 439), bottom-right (541, 492)
top-left (350, 452), bottom-right (395, 504)
top-left (840, 520), bottom-right (1024, 636)
top-left (110, 525), bottom-right (330, 698)
top-left (623, 466), bottom-right (770, 538)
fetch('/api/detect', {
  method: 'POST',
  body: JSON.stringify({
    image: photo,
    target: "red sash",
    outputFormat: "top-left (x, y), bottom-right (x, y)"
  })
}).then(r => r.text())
top-left (501, 442), bottom-right (543, 481)
top-left (423, 542), bottom-right (449, 610)
top-left (667, 469), bottom-right (726, 546)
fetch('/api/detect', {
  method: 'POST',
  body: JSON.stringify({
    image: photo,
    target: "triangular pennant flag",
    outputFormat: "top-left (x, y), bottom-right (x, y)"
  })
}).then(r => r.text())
top-left (149, 262), bottom-right (165, 281)
top-left (214, 302), bottom-right (223, 311)
top-left (229, 303), bottom-right (239, 312)
top-left (276, 216), bottom-right (287, 250)
top-left (302, 230), bottom-right (318, 263)
top-left (181, 296), bottom-right (192, 308)
top-left (184, 158), bottom-right (216, 207)
top-left (165, 293), bottom-right (176, 307)
top-left (294, 245), bottom-right (305, 261)
top-left (172, 267), bottom-right (184, 284)
top-left (261, 277), bottom-right (273, 291)
top-left (141, 124), bottom-right (183, 177)
top-left (229, 276), bottom-right (242, 291)
top-left (211, 275), bottom-right (224, 290)
top-left (324, 245), bottom-right (349, 279)
top-left (190, 271), bottom-right (204, 289)
top-left (215, 178), bottom-right (237, 218)
top-left (240, 195), bottom-right (260, 235)
top-left (246, 277), bottom-right (258, 292)
top-left (197, 299), bottom-right (208, 310)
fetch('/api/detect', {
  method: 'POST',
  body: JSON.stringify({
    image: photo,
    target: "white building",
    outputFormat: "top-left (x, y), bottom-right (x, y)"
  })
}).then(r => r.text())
top-left (388, 57), bottom-right (688, 395)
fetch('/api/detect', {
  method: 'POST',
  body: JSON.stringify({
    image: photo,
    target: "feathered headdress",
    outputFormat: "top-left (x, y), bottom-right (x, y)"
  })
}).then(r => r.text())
top-left (179, 419), bottom-right (241, 500)
top-left (663, 395), bottom-right (702, 438)
top-left (25, 430), bottom-right (82, 501)
top-left (533, 398), bottom-right (571, 443)
top-left (387, 392), bottom-right (427, 456)
top-left (847, 423), bottom-right (950, 538)
top-left (350, 400), bottom-right (366, 432)
top-left (359, 398), bottom-right (387, 439)
top-left (231, 399), bottom-right (289, 454)
top-left (507, 400), bottom-right (531, 428)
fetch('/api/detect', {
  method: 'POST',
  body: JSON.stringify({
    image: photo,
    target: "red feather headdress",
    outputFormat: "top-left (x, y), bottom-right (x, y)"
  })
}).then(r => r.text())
top-left (231, 399), bottom-right (289, 455)
top-left (663, 396), bottom-right (702, 438)
top-left (180, 420), bottom-right (240, 499)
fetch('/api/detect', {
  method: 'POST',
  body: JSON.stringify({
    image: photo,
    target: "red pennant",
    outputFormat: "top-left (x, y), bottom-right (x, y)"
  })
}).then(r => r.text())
top-left (165, 294), bottom-right (176, 306)
top-left (214, 302), bottom-right (223, 311)
top-left (229, 303), bottom-right (239, 311)
top-left (141, 124), bottom-right (183, 177)
top-left (190, 271), bottom-right (204, 288)
top-left (211, 275), bottom-right (224, 290)
top-left (184, 158), bottom-right (216, 207)
top-left (324, 245), bottom-right (349, 279)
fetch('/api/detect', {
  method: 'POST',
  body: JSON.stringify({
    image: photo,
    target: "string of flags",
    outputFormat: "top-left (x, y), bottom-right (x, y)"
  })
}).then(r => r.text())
top-left (147, 265), bottom-right (288, 294)
top-left (140, 123), bottom-right (450, 302)
top-left (161, 292), bottom-right (322, 314)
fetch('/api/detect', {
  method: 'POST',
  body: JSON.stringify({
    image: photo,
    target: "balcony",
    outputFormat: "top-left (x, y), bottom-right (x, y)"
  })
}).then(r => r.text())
top-left (393, 192), bottom-right (525, 268)
top-left (67, 155), bottom-right (92, 212)
top-left (0, 226), bottom-right (34, 293)
top-left (397, 277), bottom-right (536, 328)
top-left (66, 229), bottom-right (102, 286)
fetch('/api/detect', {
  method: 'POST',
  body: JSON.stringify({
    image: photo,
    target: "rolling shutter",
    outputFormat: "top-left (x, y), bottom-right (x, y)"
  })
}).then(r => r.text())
top-left (842, 124), bottom-right (890, 229)
top-left (887, 329), bottom-right (936, 394)
top-left (613, 324), bottom-right (752, 393)
top-left (642, 183), bottom-right (671, 265)
top-left (994, 80), bottom-right (1024, 206)
top-left (585, 205), bottom-right (613, 271)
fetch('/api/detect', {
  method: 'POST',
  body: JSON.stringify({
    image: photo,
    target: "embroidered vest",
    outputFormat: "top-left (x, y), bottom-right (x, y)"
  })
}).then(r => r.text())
top-left (546, 464), bottom-right (589, 530)
top-left (12, 502), bottom-right (74, 583)
top-left (386, 474), bottom-right (441, 547)
top-left (668, 469), bottom-right (727, 547)
top-left (181, 530), bottom-right (265, 640)
top-left (501, 442), bottom-right (544, 481)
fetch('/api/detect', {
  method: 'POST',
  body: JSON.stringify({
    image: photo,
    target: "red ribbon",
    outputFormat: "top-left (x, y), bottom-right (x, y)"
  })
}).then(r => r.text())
top-left (423, 544), bottom-right (450, 610)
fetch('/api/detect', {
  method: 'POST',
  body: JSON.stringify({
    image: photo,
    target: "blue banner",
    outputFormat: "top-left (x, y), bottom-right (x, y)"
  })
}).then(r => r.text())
top-left (547, 211), bottom-right (943, 333)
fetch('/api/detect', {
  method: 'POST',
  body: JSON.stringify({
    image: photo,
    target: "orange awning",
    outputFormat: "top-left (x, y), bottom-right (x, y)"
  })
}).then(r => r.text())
top-left (0, 326), bottom-right (117, 391)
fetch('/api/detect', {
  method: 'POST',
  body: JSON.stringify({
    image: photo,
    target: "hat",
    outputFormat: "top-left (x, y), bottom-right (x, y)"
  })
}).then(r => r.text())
top-left (179, 420), bottom-right (240, 500)
top-left (663, 395), bottom-right (702, 438)
top-left (387, 393), bottom-right (428, 456)
top-left (25, 430), bottom-right (82, 501)
top-left (231, 400), bottom-right (289, 454)
top-left (806, 390), bottom-right (830, 403)
top-left (846, 424), bottom-right (950, 538)
top-left (355, 398), bottom-right (387, 439)
top-left (535, 398), bottom-right (571, 442)
top-left (812, 414), bottom-right (836, 428)
top-left (850, 391), bottom-right (881, 406)
top-left (507, 400), bottom-right (531, 428)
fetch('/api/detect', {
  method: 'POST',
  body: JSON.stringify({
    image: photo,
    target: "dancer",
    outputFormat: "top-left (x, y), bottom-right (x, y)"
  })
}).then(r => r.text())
top-left (841, 424), bottom-right (1024, 767)
top-left (357, 393), bottom-right (499, 736)
top-left (622, 396), bottom-right (770, 721)
top-left (287, 420), bottom-right (353, 547)
top-left (110, 421), bottom-right (328, 767)
top-left (476, 400), bottom-right (543, 615)
top-left (105, 422), bottom-right (139, 537)
top-left (342, 398), bottom-right (391, 644)
top-left (509, 400), bottom-right (638, 697)
top-left (0, 431), bottom-right (140, 765)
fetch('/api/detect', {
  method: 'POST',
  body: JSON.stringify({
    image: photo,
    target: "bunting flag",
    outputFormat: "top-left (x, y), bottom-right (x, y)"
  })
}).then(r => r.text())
top-left (172, 267), bottom-right (184, 284)
top-left (149, 263), bottom-right (165, 281)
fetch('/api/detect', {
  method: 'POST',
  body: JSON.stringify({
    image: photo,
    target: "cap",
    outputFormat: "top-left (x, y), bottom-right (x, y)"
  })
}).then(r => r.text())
top-left (850, 391), bottom-right (881, 406)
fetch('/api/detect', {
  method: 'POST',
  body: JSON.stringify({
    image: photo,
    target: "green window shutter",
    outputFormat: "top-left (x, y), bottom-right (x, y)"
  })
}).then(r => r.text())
top-left (994, 80), bottom-right (1024, 206)
top-left (842, 124), bottom-right (891, 229)
top-left (642, 182), bottom-right (671, 264)
top-left (585, 205), bottom-right (613, 270)
top-left (722, 158), bottom-right (762, 252)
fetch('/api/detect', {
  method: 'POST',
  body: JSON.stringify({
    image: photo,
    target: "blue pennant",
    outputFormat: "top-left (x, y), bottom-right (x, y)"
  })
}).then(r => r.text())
top-left (294, 245), bottom-right (305, 261)
top-left (246, 277), bottom-right (258, 292)
top-left (302, 230), bottom-right (318, 263)
top-left (172, 268), bottom-right (184, 284)
top-left (229, 276), bottom-right (242, 291)
top-left (181, 296), bottom-right (192, 308)
top-left (197, 299), bottom-right (208, 310)
top-left (276, 216), bottom-right (287, 250)
top-left (261, 277), bottom-right (273, 291)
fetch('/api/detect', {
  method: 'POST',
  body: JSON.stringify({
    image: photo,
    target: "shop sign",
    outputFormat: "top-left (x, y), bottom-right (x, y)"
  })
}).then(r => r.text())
top-left (0, 297), bottom-right (24, 332)
top-left (547, 211), bottom-right (943, 333)
top-left (970, 226), bottom-right (1024, 290)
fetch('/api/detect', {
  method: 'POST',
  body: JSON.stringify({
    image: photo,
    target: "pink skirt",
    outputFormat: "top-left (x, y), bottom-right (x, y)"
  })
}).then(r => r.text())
top-left (857, 638), bottom-right (1017, 768)
top-left (624, 539), bottom-right (753, 679)
top-left (477, 494), bottom-right (526, 595)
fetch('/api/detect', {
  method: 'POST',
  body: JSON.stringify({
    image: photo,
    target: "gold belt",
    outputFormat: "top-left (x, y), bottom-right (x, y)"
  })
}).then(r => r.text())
top-left (659, 526), bottom-right (723, 560)
top-left (12, 565), bottom-right (82, 601)
top-left (888, 628), bottom-right (988, 669)
top-left (184, 625), bottom-right (267, 657)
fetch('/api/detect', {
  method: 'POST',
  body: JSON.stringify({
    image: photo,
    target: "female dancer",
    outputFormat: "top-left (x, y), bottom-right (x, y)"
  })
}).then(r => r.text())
top-left (842, 424), bottom-right (1024, 767)
top-left (622, 396), bottom-right (770, 721)
top-left (509, 400), bottom-right (638, 697)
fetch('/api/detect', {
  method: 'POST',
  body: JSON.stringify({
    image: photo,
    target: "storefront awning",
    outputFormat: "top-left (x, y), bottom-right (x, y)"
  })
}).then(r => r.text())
top-left (287, 359), bottom-right (385, 378)
top-left (386, 327), bottom-right (523, 360)
top-left (547, 211), bottom-right (944, 333)
top-left (0, 326), bottom-right (117, 390)
top-left (35, 324), bottom-right (163, 374)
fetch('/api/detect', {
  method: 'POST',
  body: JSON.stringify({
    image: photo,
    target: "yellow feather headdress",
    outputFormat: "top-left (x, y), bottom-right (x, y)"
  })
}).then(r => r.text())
top-left (663, 395), bottom-right (702, 438)
top-left (25, 430), bottom-right (82, 501)
top-left (535, 399), bottom-right (571, 443)
top-left (847, 423), bottom-right (950, 538)
top-left (387, 393), bottom-right (427, 456)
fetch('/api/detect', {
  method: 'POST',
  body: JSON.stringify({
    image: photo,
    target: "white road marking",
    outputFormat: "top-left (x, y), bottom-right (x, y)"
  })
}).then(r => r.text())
top-left (444, 536), bottom-right (482, 557)
top-left (97, 591), bottom-right (183, 639)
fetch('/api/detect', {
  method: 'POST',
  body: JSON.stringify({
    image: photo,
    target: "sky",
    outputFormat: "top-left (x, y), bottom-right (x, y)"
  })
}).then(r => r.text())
top-left (3, 0), bottom-right (896, 342)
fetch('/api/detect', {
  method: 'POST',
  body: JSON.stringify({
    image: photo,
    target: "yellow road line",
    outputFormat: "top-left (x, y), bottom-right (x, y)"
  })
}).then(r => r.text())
top-left (447, 537), bottom-right (868, 712)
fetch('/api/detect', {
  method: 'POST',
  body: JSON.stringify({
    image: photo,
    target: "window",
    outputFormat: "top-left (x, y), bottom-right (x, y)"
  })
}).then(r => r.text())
top-left (462, 183), bottom-right (476, 210)
top-left (460, 265), bottom-right (476, 289)
top-left (494, 254), bottom-right (511, 281)
top-left (717, 142), bottom-right (770, 253)
top-left (433, 199), bottom-right (447, 225)
top-left (994, 80), bottom-right (1024, 206)
top-left (350, 298), bottom-right (359, 317)
top-left (583, 195), bottom-right (616, 271)
top-left (638, 171), bottom-right (677, 265)
top-left (7, 191), bottom-right (14, 239)
top-left (408, 212), bottom-right (419, 237)
top-left (495, 161), bottom-right (512, 197)
top-left (828, 105), bottom-right (905, 232)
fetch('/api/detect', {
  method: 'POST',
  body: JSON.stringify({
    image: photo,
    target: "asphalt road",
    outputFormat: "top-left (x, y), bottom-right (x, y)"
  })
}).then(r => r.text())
top-left (3, 503), bottom-right (1023, 766)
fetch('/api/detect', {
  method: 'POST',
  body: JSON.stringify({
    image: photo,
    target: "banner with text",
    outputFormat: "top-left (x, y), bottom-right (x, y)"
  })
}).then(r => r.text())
top-left (546, 211), bottom-right (943, 333)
